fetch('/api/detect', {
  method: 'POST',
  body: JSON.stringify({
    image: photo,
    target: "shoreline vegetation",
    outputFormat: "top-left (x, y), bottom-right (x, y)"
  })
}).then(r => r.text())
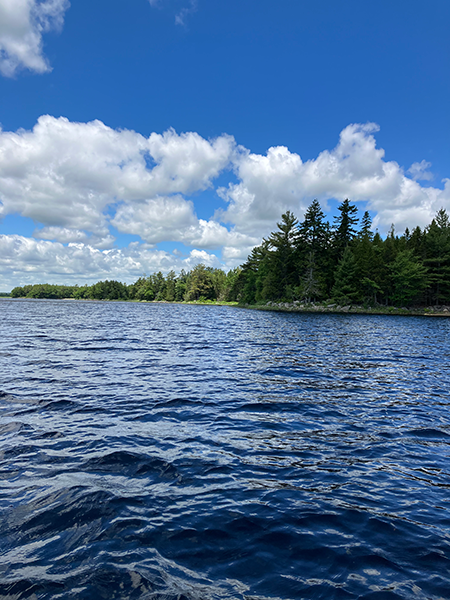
top-left (4, 296), bottom-right (450, 318)
top-left (6, 200), bottom-right (450, 317)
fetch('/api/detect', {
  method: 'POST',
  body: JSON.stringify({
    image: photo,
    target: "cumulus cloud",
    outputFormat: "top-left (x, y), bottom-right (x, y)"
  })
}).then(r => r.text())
top-left (111, 195), bottom-right (198, 244)
top-left (146, 128), bottom-right (233, 194)
top-left (0, 115), bottom-right (235, 244)
top-left (33, 226), bottom-right (116, 249)
top-left (0, 0), bottom-right (70, 77)
top-left (0, 234), bottom-right (222, 290)
top-left (1, 116), bottom-right (449, 289)
top-left (111, 196), bottom-right (257, 249)
top-left (219, 123), bottom-right (450, 236)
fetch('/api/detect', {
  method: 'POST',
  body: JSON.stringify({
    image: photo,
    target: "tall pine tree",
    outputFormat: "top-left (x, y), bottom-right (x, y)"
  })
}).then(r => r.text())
top-left (262, 211), bottom-right (300, 300)
top-left (332, 199), bottom-right (359, 261)
top-left (298, 199), bottom-right (331, 298)
top-left (423, 209), bottom-right (450, 304)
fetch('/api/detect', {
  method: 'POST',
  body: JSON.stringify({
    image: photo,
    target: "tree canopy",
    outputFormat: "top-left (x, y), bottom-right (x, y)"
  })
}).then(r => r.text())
top-left (9, 201), bottom-right (450, 308)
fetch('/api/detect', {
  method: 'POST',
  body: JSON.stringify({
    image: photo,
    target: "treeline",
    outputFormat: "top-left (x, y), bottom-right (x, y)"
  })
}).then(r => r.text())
top-left (10, 264), bottom-right (241, 303)
top-left (9, 200), bottom-right (450, 308)
top-left (230, 200), bottom-right (450, 307)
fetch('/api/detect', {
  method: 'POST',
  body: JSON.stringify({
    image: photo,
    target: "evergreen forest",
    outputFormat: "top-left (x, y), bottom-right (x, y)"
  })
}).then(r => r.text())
top-left (9, 200), bottom-right (450, 308)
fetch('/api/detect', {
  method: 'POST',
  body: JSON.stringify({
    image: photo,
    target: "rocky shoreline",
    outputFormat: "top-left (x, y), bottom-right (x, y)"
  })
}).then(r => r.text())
top-left (243, 301), bottom-right (450, 317)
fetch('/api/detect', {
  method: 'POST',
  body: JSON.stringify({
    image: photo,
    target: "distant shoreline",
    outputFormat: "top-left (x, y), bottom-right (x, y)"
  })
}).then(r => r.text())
top-left (3, 296), bottom-right (450, 317)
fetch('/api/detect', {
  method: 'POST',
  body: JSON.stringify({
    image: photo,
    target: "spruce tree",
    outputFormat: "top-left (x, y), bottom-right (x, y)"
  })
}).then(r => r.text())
top-left (407, 226), bottom-right (425, 257)
top-left (236, 241), bottom-right (269, 303)
top-left (165, 271), bottom-right (176, 302)
top-left (390, 250), bottom-right (428, 306)
top-left (332, 199), bottom-right (359, 261)
top-left (359, 211), bottom-right (373, 240)
top-left (262, 211), bottom-right (299, 300)
top-left (298, 200), bottom-right (330, 297)
top-left (331, 246), bottom-right (360, 304)
top-left (423, 209), bottom-right (450, 304)
top-left (300, 251), bottom-right (322, 303)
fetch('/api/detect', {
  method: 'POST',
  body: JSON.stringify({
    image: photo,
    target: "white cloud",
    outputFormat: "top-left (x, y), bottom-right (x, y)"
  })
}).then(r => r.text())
top-left (0, 0), bottom-right (70, 77)
top-left (33, 226), bottom-right (116, 249)
top-left (408, 160), bottom-right (434, 182)
top-left (147, 0), bottom-right (198, 26)
top-left (188, 219), bottom-right (258, 249)
top-left (0, 234), bottom-right (222, 290)
top-left (217, 144), bottom-right (307, 235)
top-left (111, 197), bottom-right (257, 249)
top-left (1, 116), bottom-right (449, 289)
top-left (175, 0), bottom-right (197, 26)
top-left (221, 243), bottom-right (257, 264)
top-left (219, 123), bottom-right (450, 236)
top-left (183, 248), bottom-right (220, 269)
top-left (146, 128), bottom-right (233, 194)
top-left (111, 195), bottom-right (198, 244)
top-left (0, 116), bottom-right (235, 244)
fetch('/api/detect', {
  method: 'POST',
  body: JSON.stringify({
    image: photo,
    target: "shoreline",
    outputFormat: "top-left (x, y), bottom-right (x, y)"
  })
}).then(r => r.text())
top-left (3, 296), bottom-right (450, 317)
top-left (239, 301), bottom-right (450, 318)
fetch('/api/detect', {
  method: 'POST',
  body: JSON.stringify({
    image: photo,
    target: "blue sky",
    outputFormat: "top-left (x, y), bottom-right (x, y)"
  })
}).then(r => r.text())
top-left (0, 0), bottom-right (449, 290)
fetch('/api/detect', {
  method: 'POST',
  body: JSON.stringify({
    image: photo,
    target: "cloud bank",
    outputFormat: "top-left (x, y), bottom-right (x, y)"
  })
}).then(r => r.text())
top-left (0, 116), bottom-right (449, 289)
top-left (0, 0), bottom-right (70, 77)
top-left (0, 234), bottom-right (222, 290)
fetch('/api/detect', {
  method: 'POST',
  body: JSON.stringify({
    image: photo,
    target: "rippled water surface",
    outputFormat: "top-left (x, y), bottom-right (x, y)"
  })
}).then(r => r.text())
top-left (1, 299), bottom-right (450, 600)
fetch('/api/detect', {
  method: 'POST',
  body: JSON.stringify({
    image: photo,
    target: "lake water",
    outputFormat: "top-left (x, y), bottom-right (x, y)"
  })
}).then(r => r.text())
top-left (1, 299), bottom-right (450, 600)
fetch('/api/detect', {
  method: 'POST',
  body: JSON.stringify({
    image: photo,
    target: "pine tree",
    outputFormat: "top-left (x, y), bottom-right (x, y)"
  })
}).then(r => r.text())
top-left (300, 251), bottom-right (322, 303)
top-left (332, 199), bottom-right (359, 261)
top-left (298, 200), bottom-right (329, 255)
top-left (235, 241), bottom-right (269, 303)
top-left (223, 267), bottom-right (242, 301)
top-left (407, 226), bottom-right (425, 257)
top-left (352, 211), bottom-right (382, 303)
top-left (165, 271), bottom-right (176, 302)
top-left (262, 211), bottom-right (300, 300)
top-left (298, 199), bottom-right (330, 297)
top-left (380, 226), bottom-right (401, 304)
top-left (423, 209), bottom-right (450, 304)
top-left (331, 246), bottom-right (360, 304)
top-left (359, 211), bottom-right (373, 240)
top-left (175, 270), bottom-right (189, 301)
top-left (390, 250), bottom-right (428, 306)
top-left (154, 272), bottom-right (167, 301)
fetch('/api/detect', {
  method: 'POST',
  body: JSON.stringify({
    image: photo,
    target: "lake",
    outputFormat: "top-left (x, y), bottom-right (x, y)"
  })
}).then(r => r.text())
top-left (1, 299), bottom-right (449, 599)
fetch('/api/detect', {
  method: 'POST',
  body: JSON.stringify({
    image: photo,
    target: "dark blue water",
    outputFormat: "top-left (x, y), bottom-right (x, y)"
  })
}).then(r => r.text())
top-left (1, 300), bottom-right (450, 600)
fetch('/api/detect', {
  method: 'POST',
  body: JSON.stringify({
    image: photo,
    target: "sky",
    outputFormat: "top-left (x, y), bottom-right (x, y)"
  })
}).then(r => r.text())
top-left (0, 0), bottom-right (449, 291)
